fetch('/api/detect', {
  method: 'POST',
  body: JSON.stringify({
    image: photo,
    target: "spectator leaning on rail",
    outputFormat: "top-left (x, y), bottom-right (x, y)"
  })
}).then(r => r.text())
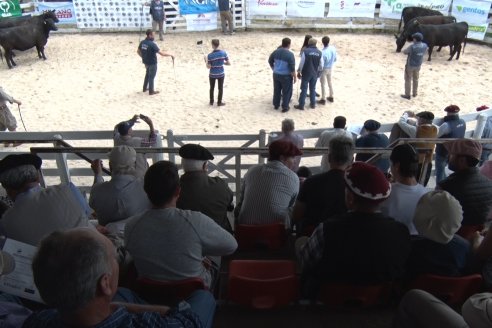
top-left (124, 161), bottom-right (237, 290)
top-left (355, 119), bottom-right (390, 174)
top-left (234, 139), bottom-right (301, 226)
top-left (315, 115), bottom-right (353, 172)
top-left (296, 162), bottom-right (411, 299)
top-left (434, 105), bottom-right (466, 183)
top-left (23, 228), bottom-right (216, 328)
top-left (89, 145), bottom-right (152, 227)
top-left (177, 143), bottom-right (234, 233)
top-left (114, 114), bottom-right (157, 179)
top-left (0, 154), bottom-right (92, 246)
top-left (269, 119), bottom-right (304, 172)
top-left (437, 139), bottom-right (492, 228)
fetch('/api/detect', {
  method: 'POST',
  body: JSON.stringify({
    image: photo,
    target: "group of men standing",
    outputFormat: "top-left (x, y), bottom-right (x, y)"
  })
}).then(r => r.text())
top-left (268, 35), bottom-right (337, 112)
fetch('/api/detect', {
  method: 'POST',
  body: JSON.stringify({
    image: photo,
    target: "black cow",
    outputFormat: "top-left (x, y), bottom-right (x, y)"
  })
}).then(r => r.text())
top-left (395, 22), bottom-right (468, 61)
top-left (0, 17), bottom-right (58, 69)
top-left (0, 10), bottom-right (59, 29)
top-left (398, 6), bottom-right (443, 32)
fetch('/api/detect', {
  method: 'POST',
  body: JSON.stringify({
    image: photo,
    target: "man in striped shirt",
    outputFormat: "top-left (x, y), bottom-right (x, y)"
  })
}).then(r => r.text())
top-left (206, 39), bottom-right (230, 106)
top-left (235, 140), bottom-right (301, 226)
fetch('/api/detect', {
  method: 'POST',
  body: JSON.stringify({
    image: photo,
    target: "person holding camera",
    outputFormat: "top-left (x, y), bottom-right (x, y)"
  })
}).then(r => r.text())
top-left (113, 114), bottom-right (156, 178)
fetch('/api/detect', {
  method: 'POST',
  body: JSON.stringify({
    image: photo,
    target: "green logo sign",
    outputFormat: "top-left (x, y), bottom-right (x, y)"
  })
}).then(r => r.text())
top-left (0, 0), bottom-right (22, 19)
top-left (456, 5), bottom-right (463, 12)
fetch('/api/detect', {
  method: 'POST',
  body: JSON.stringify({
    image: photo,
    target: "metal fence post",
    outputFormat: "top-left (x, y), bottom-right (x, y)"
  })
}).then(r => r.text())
top-left (53, 134), bottom-right (71, 184)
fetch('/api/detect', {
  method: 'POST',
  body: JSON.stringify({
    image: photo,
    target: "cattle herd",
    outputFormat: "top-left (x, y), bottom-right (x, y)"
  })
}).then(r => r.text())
top-left (0, 10), bottom-right (58, 69)
top-left (395, 6), bottom-right (469, 61)
top-left (0, 7), bottom-right (471, 69)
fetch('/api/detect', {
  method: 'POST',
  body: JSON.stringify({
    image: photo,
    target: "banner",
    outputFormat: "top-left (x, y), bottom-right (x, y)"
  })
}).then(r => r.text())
top-left (179, 0), bottom-right (216, 15)
top-left (73, 0), bottom-right (151, 29)
top-left (452, 0), bottom-right (491, 40)
top-left (327, 0), bottom-right (377, 18)
top-left (379, 0), bottom-right (452, 19)
top-left (38, 2), bottom-right (76, 24)
top-left (0, 0), bottom-right (21, 19)
top-left (287, 0), bottom-right (325, 17)
top-left (185, 12), bottom-right (217, 30)
top-left (249, 0), bottom-right (287, 16)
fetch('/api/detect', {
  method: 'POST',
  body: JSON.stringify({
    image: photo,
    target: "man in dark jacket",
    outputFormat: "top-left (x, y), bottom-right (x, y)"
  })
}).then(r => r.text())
top-left (218, 0), bottom-right (234, 35)
top-left (147, 0), bottom-right (166, 41)
top-left (294, 38), bottom-right (323, 111)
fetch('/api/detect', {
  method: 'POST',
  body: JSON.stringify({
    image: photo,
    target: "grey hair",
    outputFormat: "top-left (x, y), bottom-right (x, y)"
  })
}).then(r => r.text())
top-left (32, 229), bottom-right (112, 312)
top-left (182, 158), bottom-right (206, 172)
top-left (281, 119), bottom-right (295, 133)
top-left (329, 136), bottom-right (355, 166)
top-left (0, 165), bottom-right (39, 190)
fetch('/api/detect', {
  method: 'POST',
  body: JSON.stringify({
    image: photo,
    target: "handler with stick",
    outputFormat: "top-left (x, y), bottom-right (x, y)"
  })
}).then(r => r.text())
top-left (0, 86), bottom-right (21, 133)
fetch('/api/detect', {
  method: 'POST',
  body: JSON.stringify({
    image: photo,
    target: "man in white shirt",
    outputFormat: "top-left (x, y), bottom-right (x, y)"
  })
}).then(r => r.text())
top-left (315, 116), bottom-right (353, 172)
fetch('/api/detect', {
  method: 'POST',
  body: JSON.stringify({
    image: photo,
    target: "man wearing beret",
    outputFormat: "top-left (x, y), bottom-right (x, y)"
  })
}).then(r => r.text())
top-left (434, 105), bottom-right (466, 183)
top-left (396, 110), bottom-right (438, 186)
top-left (114, 114), bottom-right (157, 179)
top-left (355, 119), bottom-right (390, 173)
top-left (177, 144), bottom-right (234, 233)
top-left (235, 139), bottom-right (301, 226)
top-left (0, 154), bottom-right (93, 245)
top-left (297, 162), bottom-right (411, 299)
top-left (437, 139), bottom-right (492, 229)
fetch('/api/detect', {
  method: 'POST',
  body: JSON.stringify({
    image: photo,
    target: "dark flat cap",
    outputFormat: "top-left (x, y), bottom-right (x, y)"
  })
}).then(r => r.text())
top-left (444, 105), bottom-right (460, 113)
top-left (363, 119), bottom-right (381, 131)
top-left (0, 154), bottom-right (42, 175)
top-left (416, 111), bottom-right (435, 120)
top-left (179, 144), bottom-right (214, 160)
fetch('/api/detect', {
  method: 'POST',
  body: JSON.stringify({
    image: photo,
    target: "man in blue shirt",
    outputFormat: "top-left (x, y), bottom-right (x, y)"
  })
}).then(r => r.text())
top-left (401, 32), bottom-right (428, 100)
top-left (137, 29), bottom-right (174, 96)
top-left (206, 39), bottom-right (230, 106)
top-left (294, 38), bottom-right (323, 111)
top-left (268, 38), bottom-right (296, 113)
top-left (218, 0), bottom-right (234, 35)
top-left (318, 36), bottom-right (337, 105)
top-left (146, 0), bottom-right (166, 41)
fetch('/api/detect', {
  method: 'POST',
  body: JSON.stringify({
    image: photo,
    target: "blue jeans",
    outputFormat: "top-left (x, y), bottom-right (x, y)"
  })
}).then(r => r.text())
top-left (435, 153), bottom-right (448, 183)
top-left (299, 75), bottom-right (317, 108)
top-left (186, 290), bottom-right (216, 328)
top-left (273, 73), bottom-right (293, 109)
top-left (143, 64), bottom-right (157, 93)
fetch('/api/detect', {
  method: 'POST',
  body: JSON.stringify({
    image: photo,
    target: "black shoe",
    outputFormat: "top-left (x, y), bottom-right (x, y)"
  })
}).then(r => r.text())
top-left (143, 89), bottom-right (148, 92)
top-left (316, 92), bottom-right (320, 97)
top-left (327, 97), bottom-right (334, 102)
top-left (281, 107), bottom-right (290, 113)
top-left (217, 102), bottom-right (226, 106)
top-left (210, 101), bottom-right (214, 106)
top-left (294, 105), bottom-right (304, 110)
top-left (310, 104), bottom-right (316, 109)
top-left (274, 106), bottom-right (279, 110)
top-left (413, 94), bottom-right (417, 98)
top-left (149, 91), bottom-right (160, 95)
top-left (400, 94), bottom-right (411, 100)
top-left (317, 99), bottom-right (326, 105)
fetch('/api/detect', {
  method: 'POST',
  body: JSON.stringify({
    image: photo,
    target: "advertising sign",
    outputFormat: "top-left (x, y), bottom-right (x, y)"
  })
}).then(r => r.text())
top-left (38, 1), bottom-right (76, 24)
top-left (0, 0), bottom-right (22, 19)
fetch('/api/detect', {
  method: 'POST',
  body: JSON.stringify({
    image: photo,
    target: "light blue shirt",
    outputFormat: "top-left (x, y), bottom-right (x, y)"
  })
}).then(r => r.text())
top-left (322, 45), bottom-right (337, 69)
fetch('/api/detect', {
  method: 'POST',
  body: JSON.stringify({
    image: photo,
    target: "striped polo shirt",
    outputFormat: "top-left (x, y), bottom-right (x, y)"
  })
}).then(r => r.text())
top-left (207, 49), bottom-right (228, 78)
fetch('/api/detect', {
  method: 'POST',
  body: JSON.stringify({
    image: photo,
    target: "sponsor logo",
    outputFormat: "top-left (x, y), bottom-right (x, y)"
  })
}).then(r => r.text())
top-left (297, 0), bottom-right (316, 8)
top-left (258, 0), bottom-right (278, 6)
top-left (57, 9), bottom-right (73, 19)
top-left (469, 25), bottom-right (486, 32)
top-left (456, 5), bottom-right (486, 15)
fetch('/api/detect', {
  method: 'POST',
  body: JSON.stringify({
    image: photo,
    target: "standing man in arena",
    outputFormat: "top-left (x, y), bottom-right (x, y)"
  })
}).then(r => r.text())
top-left (268, 37), bottom-right (296, 113)
top-left (206, 39), bottom-right (230, 106)
top-left (146, 0), bottom-right (166, 41)
top-left (294, 38), bottom-right (323, 111)
top-left (318, 36), bottom-right (337, 105)
top-left (0, 86), bottom-right (21, 134)
top-left (137, 29), bottom-right (174, 96)
top-left (401, 32), bottom-right (428, 100)
top-left (218, 0), bottom-right (234, 35)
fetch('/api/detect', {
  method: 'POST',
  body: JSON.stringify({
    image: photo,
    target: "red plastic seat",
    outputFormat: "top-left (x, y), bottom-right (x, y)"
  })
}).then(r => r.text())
top-left (317, 282), bottom-right (392, 307)
top-left (136, 276), bottom-right (206, 305)
top-left (409, 274), bottom-right (483, 306)
top-left (456, 224), bottom-right (484, 240)
top-left (227, 260), bottom-right (299, 309)
top-left (235, 223), bottom-right (286, 251)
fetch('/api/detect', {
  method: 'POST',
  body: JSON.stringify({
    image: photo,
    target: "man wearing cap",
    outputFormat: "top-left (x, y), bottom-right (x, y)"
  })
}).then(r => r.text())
top-left (235, 139), bottom-right (301, 225)
top-left (114, 114), bottom-right (157, 179)
top-left (406, 190), bottom-right (470, 277)
top-left (125, 161), bottom-right (237, 290)
top-left (297, 162), bottom-right (411, 298)
top-left (396, 110), bottom-right (438, 186)
top-left (401, 32), bottom-right (428, 100)
top-left (355, 119), bottom-right (390, 173)
top-left (434, 105), bottom-right (466, 183)
top-left (0, 154), bottom-right (92, 246)
top-left (437, 139), bottom-right (492, 228)
top-left (294, 38), bottom-right (324, 111)
top-left (89, 146), bottom-right (152, 226)
top-left (177, 143), bottom-right (234, 233)
top-left (0, 86), bottom-right (21, 134)
top-left (381, 144), bottom-right (430, 235)
top-left (293, 136), bottom-right (354, 235)
top-left (315, 116), bottom-right (353, 172)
